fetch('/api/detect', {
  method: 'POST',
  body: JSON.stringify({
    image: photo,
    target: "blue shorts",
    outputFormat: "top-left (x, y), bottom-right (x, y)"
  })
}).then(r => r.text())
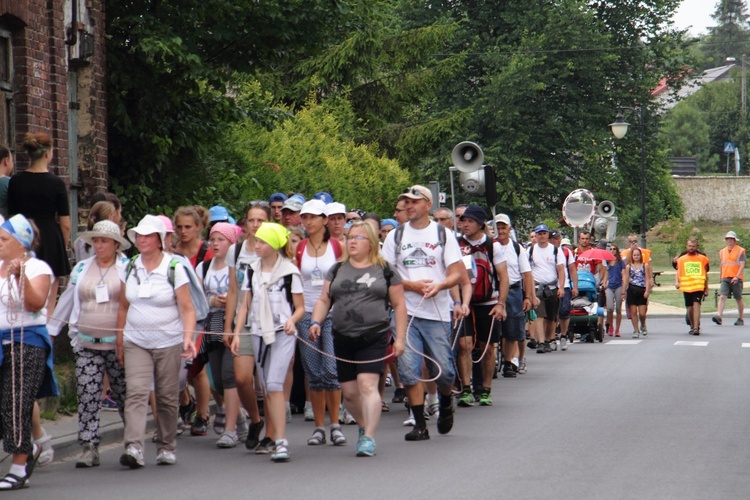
top-left (499, 286), bottom-right (526, 341)
top-left (398, 316), bottom-right (455, 389)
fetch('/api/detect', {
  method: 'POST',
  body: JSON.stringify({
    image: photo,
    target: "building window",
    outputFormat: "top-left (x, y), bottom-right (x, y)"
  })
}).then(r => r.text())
top-left (0, 29), bottom-right (12, 149)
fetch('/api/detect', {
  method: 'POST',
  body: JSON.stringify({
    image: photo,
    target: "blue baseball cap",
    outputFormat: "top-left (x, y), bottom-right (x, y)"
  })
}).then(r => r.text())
top-left (381, 218), bottom-right (398, 228)
top-left (534, 224), bottom-right (549, 233)
top-left (209, 205), bottom-right (231, 223)
top-left (313, 191), bottom-right (334, 204)
top-left (269, 192), bottom-right (287, 203)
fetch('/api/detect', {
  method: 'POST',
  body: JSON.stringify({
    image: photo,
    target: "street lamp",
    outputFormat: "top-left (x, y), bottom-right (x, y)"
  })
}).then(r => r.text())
top-left (609, 107), bottom-right (647, 249)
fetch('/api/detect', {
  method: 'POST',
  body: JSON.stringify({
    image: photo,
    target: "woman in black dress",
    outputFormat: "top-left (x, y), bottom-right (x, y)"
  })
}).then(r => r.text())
top-left (7, 132), bottom-right (71, 316)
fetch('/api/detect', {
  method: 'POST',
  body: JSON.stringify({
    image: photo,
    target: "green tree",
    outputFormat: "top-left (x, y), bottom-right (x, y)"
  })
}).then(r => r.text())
top-left (660, 103), bottom-right (715, 168)
top-left (701, 0), bottom-right (750, 68)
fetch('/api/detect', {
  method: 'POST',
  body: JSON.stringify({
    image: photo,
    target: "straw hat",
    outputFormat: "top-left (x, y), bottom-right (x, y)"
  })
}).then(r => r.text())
top-left (80, 220), bottom-right (131, 250)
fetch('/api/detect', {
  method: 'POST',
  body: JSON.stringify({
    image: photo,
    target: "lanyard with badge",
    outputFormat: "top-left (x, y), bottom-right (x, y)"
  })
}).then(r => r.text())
top-left (309, 240), bottom-right (325, 287)
top-left (95, 262), bottom-right (114, 303)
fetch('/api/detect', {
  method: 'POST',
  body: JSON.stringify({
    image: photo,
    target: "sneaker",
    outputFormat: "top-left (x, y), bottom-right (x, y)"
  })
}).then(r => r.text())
top-left (216, 431), bottom-right (238, 448)
top-left (356, 436), bottom-right (376, 457)
top-left (75, 443), bottom-right (100, 468)
top-left (176, 416), bottom-right (185, 436)
top-left (156, 450), bottom-right (176, 465)
top-left (641, 328), bottom-right (648, 337)
top-left (190, 415), bottom-right (209, 436)
top-left (543, 341), bottom-right (552, 353)
top-left (100, 396), bottom-right (119, 412)
top-left (736, 319), bottom-right (745, 326)
top-left (342, 408), bottom-right (357, 425)
top-left (152, 430), bottom-right (159, 443)
top-left (478, 390), bottom-right (493, 406)
top-left (560, 337), bottom-right (568, 351)
top-left (457, 390), bottom-right (474, 407)
top-left (179, 397), bottom-right (196, 425)
top-left (536, 342), bottom-right (545, 353)
top-left (119, 445), bottom-right (144, 469)
top-left (712, 316), bottom-right (722, 325)
top-left (607, 325), bottom-right (614, 336)
top-left (385, 374), bottom-right (393, 387)
top-left (615, 330), bottom-right (620, 337)
top-left (245, 419), bottom-right (265, 450)
top-left (502, 361), bottom-right (517, 378)
top-left (286, 405), bottom-right (292, 423)
top-left (303, 404), bottom-right (314, 422)
top-left (254, 437), bottom-right (276, 454)
top-left (632, 332), bottom-right (640, 338)
top-left (527, 338), bottom-right (537, 349)
top-left (518, 358), bottom-right (527, 374)
top-left (391, 387), bottom-right (406, 403)
top-left (403, 411), bottom-right (416, 427)
top-left (404, 426), bottom-right (430, 441)
top-left (437, 402), bottom-right (454, 434)
top-left (427, 401), bottom-right (440, 417)
top-left (236, 410), bottom-right (249, 441)
top-left (271, 441), bottom-right (290, 462)
top-left (550, 340), bottom-right (558, 351)
top-left (213, 406), bottom-right (226, 435)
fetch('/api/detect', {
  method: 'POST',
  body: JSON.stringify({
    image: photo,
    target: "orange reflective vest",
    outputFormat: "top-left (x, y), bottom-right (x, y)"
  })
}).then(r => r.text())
top-left (719, 245), bottom-right (746, 280)
top-left (676, 253), bottom-right (710, 293)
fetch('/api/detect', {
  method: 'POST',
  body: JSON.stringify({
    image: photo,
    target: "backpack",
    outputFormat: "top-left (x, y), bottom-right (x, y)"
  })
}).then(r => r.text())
top-left (125, 254), bottom-right (210, 326)
top-left (327, 261), bottom-right (394, 311)
top-left (196, 241), bottom-right (210, 265)
top-left (295, 238), bottom-right (343, 268)
top-left (244, 268), bottom-right (295, 312)
top-left (459, 236), bottom-right (498, 303)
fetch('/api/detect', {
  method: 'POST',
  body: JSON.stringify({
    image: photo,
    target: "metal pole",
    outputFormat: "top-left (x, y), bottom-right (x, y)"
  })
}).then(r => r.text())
top-left (639, 108), bottom-right (647, 249)
top-left (743, 54), bottom-right (747, 116)
top-left (449, 166), bottom-right (458, 233)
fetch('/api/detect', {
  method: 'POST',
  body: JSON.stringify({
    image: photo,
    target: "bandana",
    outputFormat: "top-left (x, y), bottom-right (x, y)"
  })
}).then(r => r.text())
top-left (1, 215), bottom-right (33, 250)
top-left (210, 222), bottom-right (238, 244)
top-left (255, 222), bottom-right (289, 250)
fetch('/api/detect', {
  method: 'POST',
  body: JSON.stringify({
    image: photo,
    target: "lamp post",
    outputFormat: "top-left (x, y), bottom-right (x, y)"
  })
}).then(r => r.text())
top-left (609, 107), bottom-right (647, 249)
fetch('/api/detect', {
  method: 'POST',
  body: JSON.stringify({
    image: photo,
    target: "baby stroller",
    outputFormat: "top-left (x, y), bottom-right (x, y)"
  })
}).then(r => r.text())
top-left (567, 270), bottom-right (604, 343)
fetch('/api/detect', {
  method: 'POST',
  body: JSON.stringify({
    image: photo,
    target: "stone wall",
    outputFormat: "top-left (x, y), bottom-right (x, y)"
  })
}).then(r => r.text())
top-left (672, 176), bottom-right (750, 222)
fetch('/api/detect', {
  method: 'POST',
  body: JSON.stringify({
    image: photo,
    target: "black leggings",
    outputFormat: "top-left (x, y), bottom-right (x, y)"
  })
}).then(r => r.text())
top-left (0, 344), bottom-right (46, 455)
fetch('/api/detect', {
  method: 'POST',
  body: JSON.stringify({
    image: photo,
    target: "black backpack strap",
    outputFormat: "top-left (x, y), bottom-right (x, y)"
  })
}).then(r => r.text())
top-left (125, 256), bottom-right (140, 285)
top-left (512, 240), bottom-right (521, 257)
top-left (196, 240), bottom-right (209, 265)
top-left (327, 261), bottom-right (344, 302)
top-left (437, 223), bottom-right (446, 247)
top-left (394, 225), bottom-right (405, 259)
top-left (245, 268), bottom-right (255, 294)
top-left (234, 241), bottom-right (243, 266)
top-left (283, 274), bottom-right (294, 312)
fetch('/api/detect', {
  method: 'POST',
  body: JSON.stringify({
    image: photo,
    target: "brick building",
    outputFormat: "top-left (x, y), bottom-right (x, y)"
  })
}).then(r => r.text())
top-left (0, 0), bottom-right (108, 235)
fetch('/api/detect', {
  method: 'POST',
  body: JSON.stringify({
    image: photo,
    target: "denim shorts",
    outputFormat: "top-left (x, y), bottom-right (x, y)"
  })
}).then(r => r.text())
top-left (297, 312), bottom-right (340, 391)
top-left (499, 286), bottom-right (525, 342)
top-left (558, 288), bottom-right (572, 320)
top-left (398, 316), bottom-right (455, 389)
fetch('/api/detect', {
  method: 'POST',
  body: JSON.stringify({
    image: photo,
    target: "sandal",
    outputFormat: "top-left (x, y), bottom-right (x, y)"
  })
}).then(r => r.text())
top-left (307, 427), bottom-right (326, 446)
top-left (330, 427), bottom-right (347, 446)
top-left (26, 443), bottom-right (42, 479)
top-left (381, 400), bottom-right (390, 413)
top-left (0, 473), bottom-right (28, 490)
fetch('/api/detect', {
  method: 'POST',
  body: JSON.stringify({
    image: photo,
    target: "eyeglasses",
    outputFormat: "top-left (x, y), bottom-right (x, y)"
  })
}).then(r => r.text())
top-left (347, 235), bottom-right (368, 241)
top-left (247, 200), bottom-right (269, 208)
top-left (627, 240), bottom-right (637, 244)
top-left (436, 217), bottom-right (451, 222)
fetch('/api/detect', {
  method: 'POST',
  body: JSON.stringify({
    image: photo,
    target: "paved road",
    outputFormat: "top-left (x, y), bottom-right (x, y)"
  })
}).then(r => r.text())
top-left (10, 318), bottom-right (750, 499)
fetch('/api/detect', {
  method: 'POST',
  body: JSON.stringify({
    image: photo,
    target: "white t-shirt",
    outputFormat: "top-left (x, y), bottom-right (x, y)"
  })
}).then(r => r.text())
top-left (0, 258), bottom-right (52, 332)
top-left (121, 253), bottom-right (190, 349)
top-left (382, 221), bottom-right (462, 321)
top-left (461, 234), bottom-right (506, 305)
top-left (527, 243), bottom-right (565, 286)
top-left (226, 241), bottom-right (259, 326)
top-left (242, 271), bottom-right (303, 336)
top-left (497, 240), bottom-right (531, 285)
top-left (196, 258), bottom-right (229, 313)
top-left (561, 247), bottom-right (575, 289)
top-left (299, 241), bottom-right (337, 312)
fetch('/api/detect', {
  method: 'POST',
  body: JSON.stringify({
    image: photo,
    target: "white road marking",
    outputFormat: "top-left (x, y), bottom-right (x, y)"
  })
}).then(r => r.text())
top-left (741, 343), bottom-right (750, 348)
top-left (674, 341), bottom-right (708, 346)
top-left (606, 340), bottom-right (642, 345)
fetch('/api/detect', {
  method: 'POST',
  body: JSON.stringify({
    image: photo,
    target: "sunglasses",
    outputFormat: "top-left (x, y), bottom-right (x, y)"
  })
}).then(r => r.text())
top-left (247, 200), bottom-right (269, 209)
top-left (403, 187), bottom-right (430, 201)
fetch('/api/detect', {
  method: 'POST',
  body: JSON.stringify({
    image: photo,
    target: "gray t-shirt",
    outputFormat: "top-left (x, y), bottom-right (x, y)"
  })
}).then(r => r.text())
top-left (327, 262), bottom-right (402, 339)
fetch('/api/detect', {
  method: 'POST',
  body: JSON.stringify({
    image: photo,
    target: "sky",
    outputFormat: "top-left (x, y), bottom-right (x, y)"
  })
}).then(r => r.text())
top-left (673, 0), bottom-right (716, 36)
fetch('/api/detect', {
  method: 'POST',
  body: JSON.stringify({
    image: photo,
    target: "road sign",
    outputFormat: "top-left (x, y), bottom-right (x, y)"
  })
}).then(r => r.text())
top-left (439, 192), bottom-right (446, 204)
top-left (724, 142), bottom-right (735, 153)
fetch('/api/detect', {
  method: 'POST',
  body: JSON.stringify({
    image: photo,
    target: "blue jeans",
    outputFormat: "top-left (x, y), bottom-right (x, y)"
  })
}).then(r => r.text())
top-left (398, 316), bottom-right (455, 390)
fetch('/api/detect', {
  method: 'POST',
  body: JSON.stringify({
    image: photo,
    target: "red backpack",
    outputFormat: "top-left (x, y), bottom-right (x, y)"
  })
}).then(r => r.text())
top-left (459, 237), bottom-right (497, 303)
top-left (295, 238), bottom-right (343, 268)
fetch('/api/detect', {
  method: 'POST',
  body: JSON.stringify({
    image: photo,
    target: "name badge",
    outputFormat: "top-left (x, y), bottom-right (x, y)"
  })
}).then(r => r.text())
top-left (138, 282), bottom-right (152, 298)
top-left (95, 284), bottom-right (110, 303)
top-left (310, 268), bottom-right (324, 287)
